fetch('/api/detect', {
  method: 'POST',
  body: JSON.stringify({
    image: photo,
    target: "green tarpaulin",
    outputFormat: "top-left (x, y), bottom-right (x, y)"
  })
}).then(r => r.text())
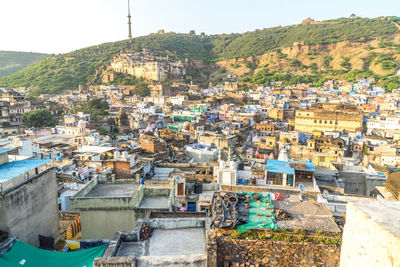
top-left (237, 192), bottom-right (277, 234)
top-left (0, 240), bottom-right (107, 267)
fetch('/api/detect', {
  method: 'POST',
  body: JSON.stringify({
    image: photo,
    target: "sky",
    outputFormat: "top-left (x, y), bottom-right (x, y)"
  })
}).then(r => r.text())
top-left (0, 0), bottom-right (399, 54)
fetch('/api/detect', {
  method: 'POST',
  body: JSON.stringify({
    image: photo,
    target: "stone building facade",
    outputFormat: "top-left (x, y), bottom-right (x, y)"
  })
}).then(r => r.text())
top-left (110, 51), bottom-right (186, 82)
top-left (294, 104), bottom-right (362, 133)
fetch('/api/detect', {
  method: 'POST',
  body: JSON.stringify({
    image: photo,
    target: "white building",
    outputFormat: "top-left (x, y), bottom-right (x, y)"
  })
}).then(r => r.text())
top-left (367, 115), bottom-right (400, 135)
top-left (185, 143), bottom-right (218, 163)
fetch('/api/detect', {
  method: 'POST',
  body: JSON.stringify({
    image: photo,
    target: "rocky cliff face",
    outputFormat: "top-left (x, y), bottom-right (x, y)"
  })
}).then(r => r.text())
top-left (215, 33), bottom-right (400, 79)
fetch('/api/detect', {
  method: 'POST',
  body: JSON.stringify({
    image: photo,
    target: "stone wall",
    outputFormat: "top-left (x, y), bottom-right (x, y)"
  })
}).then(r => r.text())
top-left (94, 257), bottom-right (135, 267)
top-left (207, 233), bottom-right (340, 267)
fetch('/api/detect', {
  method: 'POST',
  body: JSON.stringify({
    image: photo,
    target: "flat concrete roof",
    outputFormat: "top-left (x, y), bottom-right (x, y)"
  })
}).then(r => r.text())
top-left (73, 146), bottom-right (115, 154)
top-left (351, 200), bottom-right (400, 238)
top-left (273, 200), bottom-right (341, 233)
top-left (116, 228), bottom-right (206, 257)
top-left (0, 148), bottom-right (15, 155)
top-left (85, 183), bottom-right (140, 198)
top-left (139, 196), bottom-right (170, 209)
top-left (148, 228), bottom-right (205, 256)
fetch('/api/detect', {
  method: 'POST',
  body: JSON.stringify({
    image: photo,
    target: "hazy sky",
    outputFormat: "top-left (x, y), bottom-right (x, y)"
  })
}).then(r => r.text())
top-left (0, 0), bottom-right (399, 54)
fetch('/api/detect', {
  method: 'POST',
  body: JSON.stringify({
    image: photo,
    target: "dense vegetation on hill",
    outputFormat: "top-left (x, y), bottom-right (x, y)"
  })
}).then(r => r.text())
top-left (0, 16), bottom-right (399, 93)
top-left (210, 17), bottom-right (399, 59)
top-left (0, 51), bottom-right (48, 78)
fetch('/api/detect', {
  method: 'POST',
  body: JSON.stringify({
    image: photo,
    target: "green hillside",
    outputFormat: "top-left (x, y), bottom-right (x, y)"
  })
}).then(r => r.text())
top-left (0, 16), bottom-right (399, 93)
top-left (0, 51), bottom-right (49, 78)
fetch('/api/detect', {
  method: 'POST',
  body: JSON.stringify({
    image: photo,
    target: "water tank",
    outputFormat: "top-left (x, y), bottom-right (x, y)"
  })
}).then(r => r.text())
top-left (193, 182), bottom-right (203, 194)
top-left (237, 178), bottom-right (243, 184)
top-left (230, 161), bottom-right (237, 170)
top-left (187, 202), bottom-right (196, 212)
top-left (122, 151), bottom-right (128, 159)
top-left (140, 178), bottom-right (145, 185)
top-left (243, 179), bottom-right (249, 185)
top-left (219, 160), bottom-right (226, 169)
top-left (238, 162), bottom-right (244, 170)
top-left (114, 151), bottom-right (120, 159)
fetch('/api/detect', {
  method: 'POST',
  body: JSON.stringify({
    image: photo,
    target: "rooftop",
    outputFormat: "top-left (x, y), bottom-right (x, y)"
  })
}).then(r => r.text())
top-left (139, 196), bottom-right (170, 209)
top-left (117, 228), bottom-right (205, 257)
top-left (84, 183), bottom-right (140, 198)
top-left (0, 159), bottom-right (53, 182)
top-left (350, 200), bottom-right (400, 238)
top-left (273, 200), bottom-right (341, 233)
top-left (73, 146), bottom-right (115, 154)
top-left (0, 148), bottom-right (15, 155)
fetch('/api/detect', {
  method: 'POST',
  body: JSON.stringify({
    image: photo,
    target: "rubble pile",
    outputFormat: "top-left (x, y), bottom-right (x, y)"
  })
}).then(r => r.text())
top-left (140, 223), bottom-right (154, 241)
top-left (274, 208), bottom-right (291, 221)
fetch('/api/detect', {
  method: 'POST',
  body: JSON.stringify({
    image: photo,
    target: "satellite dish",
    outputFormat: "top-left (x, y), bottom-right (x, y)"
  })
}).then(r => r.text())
top-left (298, 183), bottom-right (306, 194)
top-left (323, 190), bottom-right (330, 198)
top-left (175, 175), bottom-right (183, 183)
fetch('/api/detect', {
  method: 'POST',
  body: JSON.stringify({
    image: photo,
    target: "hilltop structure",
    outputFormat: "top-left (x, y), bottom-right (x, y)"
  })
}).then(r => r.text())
top-left (110, 50), bottom-right (186, 81)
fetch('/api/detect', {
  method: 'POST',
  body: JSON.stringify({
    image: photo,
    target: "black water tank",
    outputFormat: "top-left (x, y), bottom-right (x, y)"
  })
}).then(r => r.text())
top-left (193, 182), bottom-right (203, 194)
top-left (238, 162), bottom-right (244, 170)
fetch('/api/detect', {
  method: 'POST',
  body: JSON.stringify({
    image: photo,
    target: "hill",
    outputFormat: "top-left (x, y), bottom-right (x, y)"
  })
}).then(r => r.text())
top-left (0, 51), bottom-right (49, 78)
top-left (0, 16), bottom-right (399, 93)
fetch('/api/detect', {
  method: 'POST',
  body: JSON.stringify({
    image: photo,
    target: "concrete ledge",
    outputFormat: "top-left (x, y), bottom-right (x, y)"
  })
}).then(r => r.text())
top-left (137, 254), bottom-right (206, 267)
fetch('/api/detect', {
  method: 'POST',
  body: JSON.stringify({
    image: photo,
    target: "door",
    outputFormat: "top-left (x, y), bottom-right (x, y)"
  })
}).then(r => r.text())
top-left (177, 183), bottom-right (184, 196)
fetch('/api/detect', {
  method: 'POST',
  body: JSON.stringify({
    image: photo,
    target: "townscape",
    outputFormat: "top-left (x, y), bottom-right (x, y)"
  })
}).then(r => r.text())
top-left (0, 2), bottom-right (400, 267)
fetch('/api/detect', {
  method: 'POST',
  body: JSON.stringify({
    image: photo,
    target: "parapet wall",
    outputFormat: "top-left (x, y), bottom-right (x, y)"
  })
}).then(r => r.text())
top-left (0, 168), bottom-right (59, 247)
top-left (207, 232), bottom-right (340, 267)
top-left (340, 201), bottom-right (400, 267)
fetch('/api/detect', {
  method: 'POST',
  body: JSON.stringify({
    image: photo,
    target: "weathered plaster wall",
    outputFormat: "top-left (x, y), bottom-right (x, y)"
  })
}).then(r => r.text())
top-left (339, 171), bottom-right (366, 195)
top-left (340, 201), bottom-right (400, 267)
top-left (80, 209), bottom-right (137, 239)
top-left (70, 184), bottom-right (144, 239)
top-left (0, 168), bottom-right (59, 246)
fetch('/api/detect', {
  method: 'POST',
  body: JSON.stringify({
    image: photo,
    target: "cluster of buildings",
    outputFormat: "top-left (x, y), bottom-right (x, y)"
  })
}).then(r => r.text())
top-left (106, 50), bottom-right (186, 82)
top-left (1, 67), bottom-right (400, 266)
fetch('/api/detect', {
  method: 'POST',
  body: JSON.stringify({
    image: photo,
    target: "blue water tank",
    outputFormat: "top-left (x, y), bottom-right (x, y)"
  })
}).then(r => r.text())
top-left (187, 202), bottom-right (196, 212)
top-left (140, 178), bottom-right (144, 185)
top-left (243, 179), bottom-right (249, 185)
top-left (237, 178), bottom-right (243, 184)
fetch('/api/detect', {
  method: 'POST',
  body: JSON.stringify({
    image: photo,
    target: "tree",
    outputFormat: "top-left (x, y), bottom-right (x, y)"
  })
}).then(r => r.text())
top-left (68, 98), bottom-right (109, 122)
top-left (22, 109), bottom-right (57, 128)
top-left (134, 81), bottom-right (150, 97)
top-left (88, 99), bottom-right (109, 110)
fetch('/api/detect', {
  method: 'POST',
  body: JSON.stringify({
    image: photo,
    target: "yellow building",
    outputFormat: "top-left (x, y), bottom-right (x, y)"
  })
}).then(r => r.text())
top-left (294, 104), bottom-right (362, 133)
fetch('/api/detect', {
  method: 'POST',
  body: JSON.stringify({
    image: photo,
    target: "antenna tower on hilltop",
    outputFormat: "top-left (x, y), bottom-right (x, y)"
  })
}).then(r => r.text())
top-left (128, 0), bottom-right (132, 39)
